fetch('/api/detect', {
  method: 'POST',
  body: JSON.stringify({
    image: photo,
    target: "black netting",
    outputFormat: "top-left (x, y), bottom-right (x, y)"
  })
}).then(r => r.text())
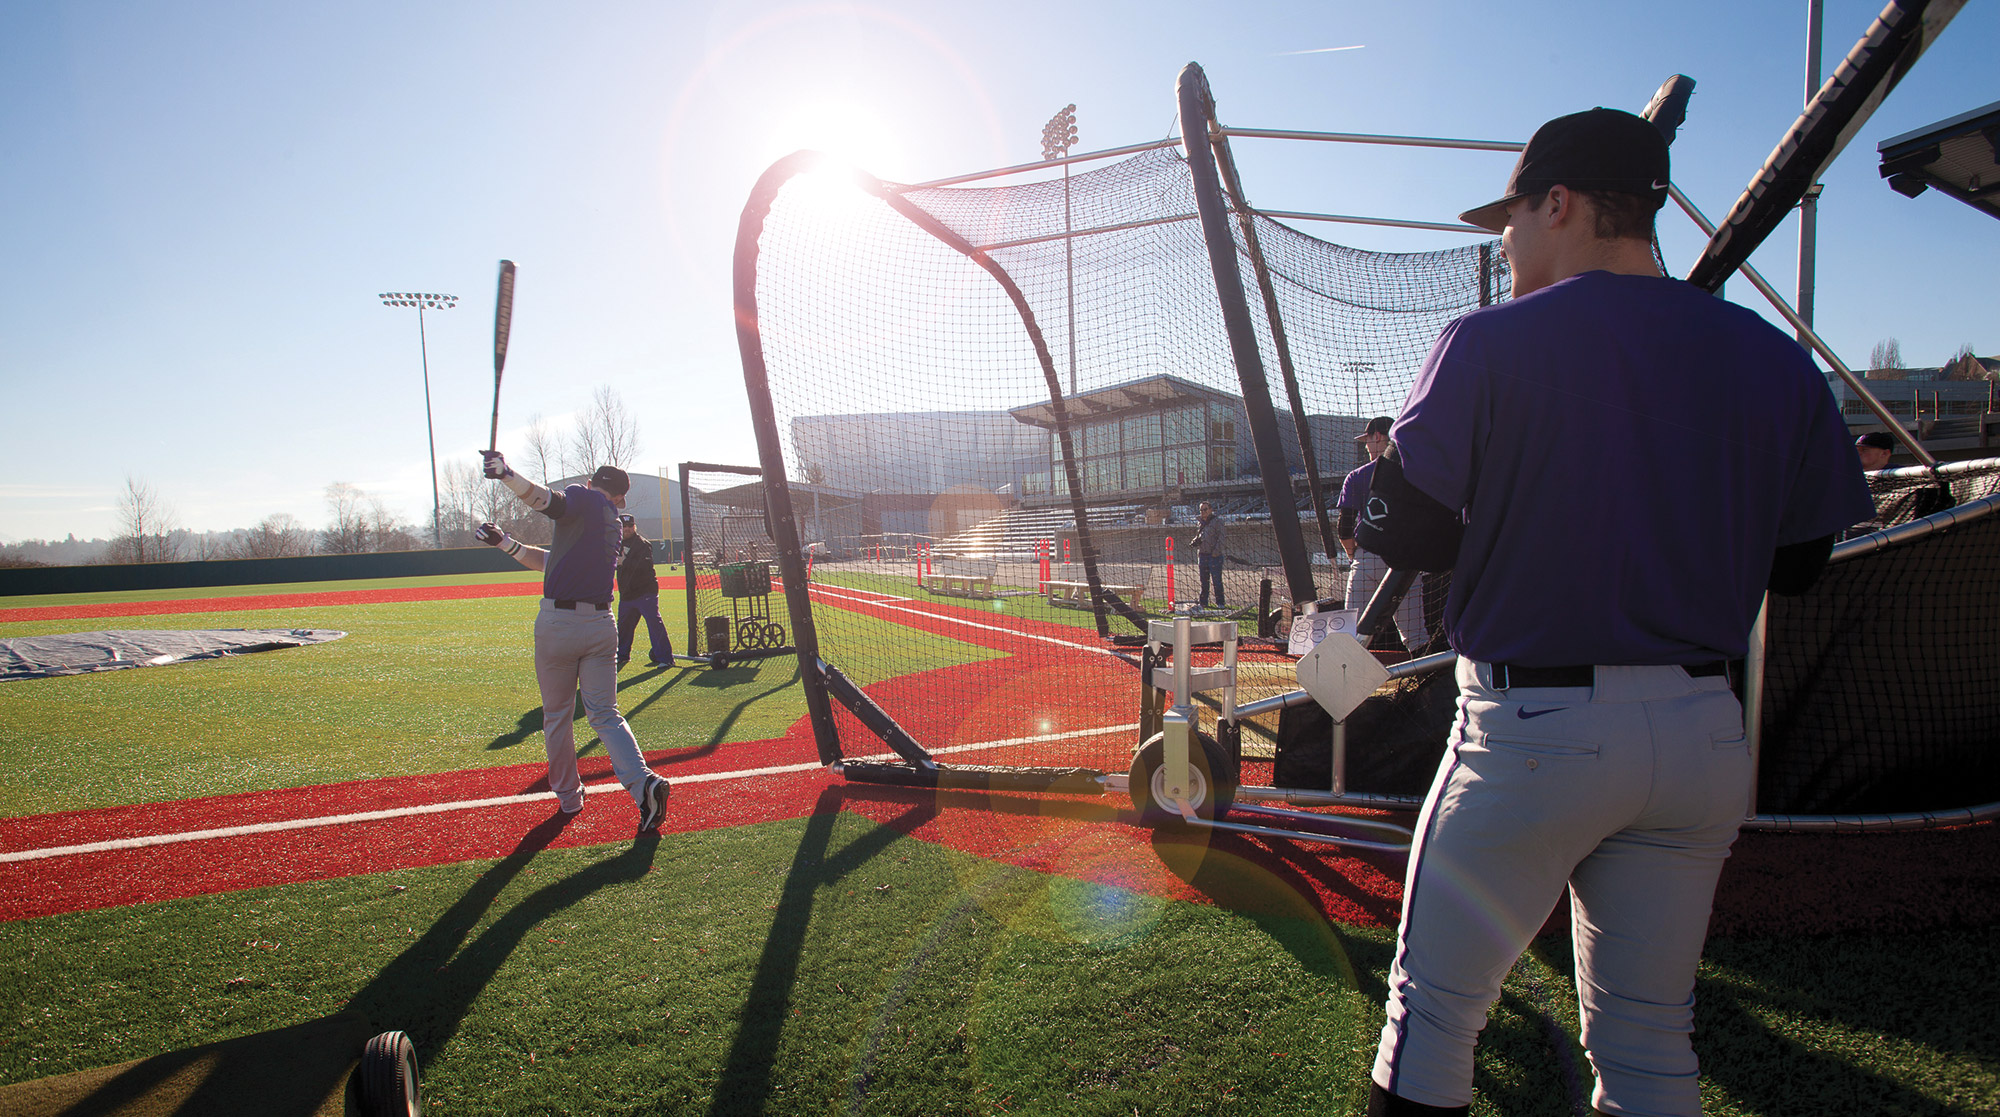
top-left (679, 469), bottom-right (791, 663)
top-left (1761, 472), bottom-right (2000, 813)
top-left (744, 144), bottom-right (1500, 775)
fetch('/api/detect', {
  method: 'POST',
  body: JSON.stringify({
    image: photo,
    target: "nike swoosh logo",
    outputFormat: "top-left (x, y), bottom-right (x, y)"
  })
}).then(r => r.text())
top-left (1517, 706), bottom-right (1567, 719)
top-left (1652, 180), bottom-right (1670, 191)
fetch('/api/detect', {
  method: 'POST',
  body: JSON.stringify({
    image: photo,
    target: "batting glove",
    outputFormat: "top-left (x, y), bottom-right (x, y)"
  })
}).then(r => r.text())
top-left (482, 450), bottom-right (515, 480)
top-left (475, 523), bottom-right (506, 547)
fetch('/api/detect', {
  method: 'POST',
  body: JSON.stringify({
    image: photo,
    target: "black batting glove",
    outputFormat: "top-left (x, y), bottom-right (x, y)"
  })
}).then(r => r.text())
top-left (474, 523), bottom-right (506, 547)
top-left (481, 451), bottom-right (514, 480)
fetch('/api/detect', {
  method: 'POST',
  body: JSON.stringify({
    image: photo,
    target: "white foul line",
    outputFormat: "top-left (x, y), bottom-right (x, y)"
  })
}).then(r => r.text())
top-left (0, 724), bottom-right (1138, 866)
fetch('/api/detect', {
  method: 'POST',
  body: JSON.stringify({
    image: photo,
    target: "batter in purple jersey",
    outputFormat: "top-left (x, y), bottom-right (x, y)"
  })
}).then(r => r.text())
top-left (478, 455), bottom-right (671, 833)
top-left (1356, 109), bottom-right (1872, 1117)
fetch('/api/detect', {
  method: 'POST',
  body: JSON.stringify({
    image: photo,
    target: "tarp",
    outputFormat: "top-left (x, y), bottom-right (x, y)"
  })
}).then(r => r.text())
top-left (0, 629), bottom-right (346, 681)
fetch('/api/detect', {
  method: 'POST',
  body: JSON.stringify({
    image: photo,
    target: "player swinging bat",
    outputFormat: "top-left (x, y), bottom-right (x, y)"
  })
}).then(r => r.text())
top-left (473, 258), bottom-right (672, 833)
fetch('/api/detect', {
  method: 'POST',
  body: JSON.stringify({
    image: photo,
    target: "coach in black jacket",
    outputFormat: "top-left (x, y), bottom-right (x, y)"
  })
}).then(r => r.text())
top-left (615, 515), bottom-right (674, 669)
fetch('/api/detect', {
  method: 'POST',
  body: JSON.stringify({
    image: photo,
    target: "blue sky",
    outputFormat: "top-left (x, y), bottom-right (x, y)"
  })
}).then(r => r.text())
top-left (3, 0), bottom-right (1995, 541)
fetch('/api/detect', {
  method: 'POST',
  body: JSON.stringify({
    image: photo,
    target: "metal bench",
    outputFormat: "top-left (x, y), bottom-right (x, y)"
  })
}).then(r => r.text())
top-left (924, 557), bottom-right (997, 597)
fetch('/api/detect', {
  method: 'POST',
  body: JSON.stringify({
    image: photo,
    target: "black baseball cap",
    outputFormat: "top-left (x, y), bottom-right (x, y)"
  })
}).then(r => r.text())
top-left (591, 466), bottom-right (631, 495)
top-left (617, 513), bottom-right (636, 525)
top-left (1855, 432), bottom-right (1896, 451)
top-left (1353, 416), bottom-right (1393, 441)
top-left (1460, 108), bottom-right (1671, 234)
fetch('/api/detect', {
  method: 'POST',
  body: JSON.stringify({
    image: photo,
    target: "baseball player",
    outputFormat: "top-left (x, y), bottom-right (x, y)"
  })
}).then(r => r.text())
top-left (477, 454), bottom-right (671, 832)
top-left (1356, 109), bottom-right (1871, 1116)
top-left (1336, 415), bottom-right (1425, 651)
top-left (616, 513), bottom-right (674, 669)
top-left (1189, 501), bottom-right (1226, 609)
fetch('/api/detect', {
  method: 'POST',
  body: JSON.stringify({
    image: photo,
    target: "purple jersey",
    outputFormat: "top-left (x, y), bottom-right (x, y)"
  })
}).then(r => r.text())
top-left (540, 484), bottom-right (622, 603)
top-left (1337, 460), bottom-right (1376, 514)
top-left (1392, 271), bottom-right (1872, 666)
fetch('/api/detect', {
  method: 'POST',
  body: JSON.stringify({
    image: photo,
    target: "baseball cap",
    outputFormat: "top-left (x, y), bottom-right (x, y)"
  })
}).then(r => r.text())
top-left (1855, 432), bottom-right (1896, 451)
top-left (591, 466), bottom-right (631, 495)
top-left (1353, 416), bottom-right (1393, 441)
top-left (1459, 108), bottom-right (1671, 234)
top-left (617, 513), bottom-right (636, 525)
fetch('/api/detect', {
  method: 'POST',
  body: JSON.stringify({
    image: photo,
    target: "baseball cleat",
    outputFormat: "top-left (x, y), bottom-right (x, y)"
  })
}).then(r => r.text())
top-left (636, 774), bottom-right (671, 831)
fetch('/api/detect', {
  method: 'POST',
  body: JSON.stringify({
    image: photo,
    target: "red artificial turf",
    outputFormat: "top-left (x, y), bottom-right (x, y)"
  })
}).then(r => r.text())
top-left (6, 577), bottom-right (1997, 941)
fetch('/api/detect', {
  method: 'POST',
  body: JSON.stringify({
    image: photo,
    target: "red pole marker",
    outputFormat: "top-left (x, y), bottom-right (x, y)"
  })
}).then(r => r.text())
top-left (1165, 536), bottom-right (1176, 604)
top-left (1063, 538), bottom-right (1070, 563)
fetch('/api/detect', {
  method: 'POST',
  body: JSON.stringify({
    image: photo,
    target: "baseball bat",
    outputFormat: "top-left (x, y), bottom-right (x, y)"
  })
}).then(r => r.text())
top-left (1685, 0), bottom-right (1964, 293)
top-left (489, 259), bottom-right (516, 453)
top-left (1640, 74), bottom-right (1695, 145)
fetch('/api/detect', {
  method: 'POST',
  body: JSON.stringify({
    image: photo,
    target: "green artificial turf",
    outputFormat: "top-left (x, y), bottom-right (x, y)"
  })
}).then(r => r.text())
top-left (0, 592), bottom-right (1000, 816)
top-left (3, 814), bottom-right (1992, 1115)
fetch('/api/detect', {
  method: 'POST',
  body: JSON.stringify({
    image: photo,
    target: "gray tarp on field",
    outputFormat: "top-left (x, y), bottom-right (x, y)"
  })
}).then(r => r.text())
top-left (0, 629), bottom-right (346, 681)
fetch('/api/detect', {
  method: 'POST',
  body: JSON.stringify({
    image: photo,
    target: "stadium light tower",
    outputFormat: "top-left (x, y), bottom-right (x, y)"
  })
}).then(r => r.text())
top-left (1041, 104), bottom-right (1079, 396)
top-left (378, 290), bottom-right (458, 549)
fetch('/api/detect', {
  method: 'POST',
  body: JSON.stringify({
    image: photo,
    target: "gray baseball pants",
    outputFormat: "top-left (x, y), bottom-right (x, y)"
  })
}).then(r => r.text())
top-left (533, 599), bottom-right (654, 812)
top-left (1345, 549), bottom-right (1426, 651)
top-left (1374, 657), bottom-right (1751, 1116)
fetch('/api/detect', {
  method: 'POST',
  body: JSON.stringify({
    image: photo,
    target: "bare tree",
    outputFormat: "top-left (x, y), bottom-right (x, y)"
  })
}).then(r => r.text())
top-left (231, 513), bottom-right (312, 558)
top-left (106, 476), bottom-right (182, 564)
top-left (1869, 337), bottom-right (1904, 372)
top-left (567, 385), bottom-right (640, 474)
top-left (521, 414), bottom-right (563, 484)
top-left (321, 483), bottom-right (372, 554)
top-left (368, 496), bottom-right (419, 552)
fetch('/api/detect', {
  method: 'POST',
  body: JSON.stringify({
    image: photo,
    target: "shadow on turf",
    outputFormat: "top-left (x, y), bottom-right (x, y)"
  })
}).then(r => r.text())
top-left (30, 812), bottom-right (660, 1115)
top-left (819, 779), bottom-right (1390, 994)
top-left (708, 785), bottom-right (937, 1116)
top-left (342, 810), bottom-right (661, 1073)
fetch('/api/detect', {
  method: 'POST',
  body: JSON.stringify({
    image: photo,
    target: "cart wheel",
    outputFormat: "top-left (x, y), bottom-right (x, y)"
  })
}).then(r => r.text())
top-left (737, 618), bottom-right (765, 649)
top-left (764, 622), bottom-right (787, 646)
top-left (359, 1030), bottom-right (421, 1116)
top-left (711, 652), bottom-right (730, 670)
top-left (1128, 731), bottom-right (1237, 823)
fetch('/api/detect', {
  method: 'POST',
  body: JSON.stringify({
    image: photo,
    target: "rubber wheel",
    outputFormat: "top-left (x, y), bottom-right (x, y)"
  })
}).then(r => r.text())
top-left (764, 621), bottom-right (787, 646)
top-left (738, 618), bottom-right (766, 649)
top-left (1128, 731), bottom-right (1237, 823)
top-left (360, 1030), bottom-right (421, 1116)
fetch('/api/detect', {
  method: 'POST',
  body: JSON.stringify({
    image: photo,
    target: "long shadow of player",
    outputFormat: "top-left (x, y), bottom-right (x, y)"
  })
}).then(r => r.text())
top-left (704, 784), bottom-right (936, 1117)
top-left (344, 812), bottom-right (661, 1071)
top-left (36, 813), bottom-right (655, 1115)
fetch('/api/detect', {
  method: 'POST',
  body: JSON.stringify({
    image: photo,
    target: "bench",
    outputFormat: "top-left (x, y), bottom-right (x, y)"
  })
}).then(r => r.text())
top-left (1045, 564), bottom-right (1150, 610)
top-left (924, 557), bottom-right (998, 597)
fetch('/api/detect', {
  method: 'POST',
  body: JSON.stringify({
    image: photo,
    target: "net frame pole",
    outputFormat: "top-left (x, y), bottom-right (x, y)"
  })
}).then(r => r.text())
top-left (1177, 62), bottom-right (1317, 607)
top-left (1666, 183), bottom-right (1941, 473)
top-left (731, 154), bottom-right (843, 765)
top-left (1207, 122), bottom-right (1342, 582)
top-left (679, 462), bottom-right (700, 658)
top-left (864, 173), bottom-right (1139, 636)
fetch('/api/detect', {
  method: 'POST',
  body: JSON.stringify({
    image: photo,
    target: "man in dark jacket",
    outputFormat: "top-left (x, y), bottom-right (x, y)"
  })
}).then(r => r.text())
top-left (616, 514), bottom-right (674, 669)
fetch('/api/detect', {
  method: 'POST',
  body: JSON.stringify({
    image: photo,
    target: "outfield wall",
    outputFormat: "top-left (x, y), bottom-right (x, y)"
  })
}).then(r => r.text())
top-left (0, 547), bottom-right (525, 597)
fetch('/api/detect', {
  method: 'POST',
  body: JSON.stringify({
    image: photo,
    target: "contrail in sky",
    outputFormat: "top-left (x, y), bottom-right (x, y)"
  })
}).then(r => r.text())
top-left (1277, 44), bottom-right (1366, 55)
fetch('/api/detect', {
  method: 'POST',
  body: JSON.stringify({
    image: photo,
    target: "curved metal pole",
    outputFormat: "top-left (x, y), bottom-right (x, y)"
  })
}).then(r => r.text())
top-left (1177, 62), bottom-right (1317, 608)
top-left (732, 151), bottom-right (844, 764)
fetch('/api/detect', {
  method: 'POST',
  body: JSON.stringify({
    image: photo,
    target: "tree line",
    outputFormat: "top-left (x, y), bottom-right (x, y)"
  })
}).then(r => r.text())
top-left (0, 387), bottom-right (644, 568)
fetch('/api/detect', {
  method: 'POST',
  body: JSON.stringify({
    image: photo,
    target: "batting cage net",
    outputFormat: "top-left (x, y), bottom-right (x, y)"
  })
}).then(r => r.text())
top-left (1758, 460), bottom-right (2000, 815)
top-left (735, 85), bottom-right (1503, 781)
top-left (678, 464), bottom-right (794, 666)
top-left (734, 63), bottom-right (1995, 825)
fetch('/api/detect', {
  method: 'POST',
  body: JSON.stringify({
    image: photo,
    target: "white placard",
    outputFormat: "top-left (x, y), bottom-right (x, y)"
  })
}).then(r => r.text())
top-left (1288, 609), bottom-right (1361, 656)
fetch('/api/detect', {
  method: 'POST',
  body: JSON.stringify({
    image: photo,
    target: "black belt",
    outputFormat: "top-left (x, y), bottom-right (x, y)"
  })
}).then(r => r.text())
top-left (548, 598), bottom-right (610, 611)
top-left (1490, 660), bottom-right (1728, 689)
